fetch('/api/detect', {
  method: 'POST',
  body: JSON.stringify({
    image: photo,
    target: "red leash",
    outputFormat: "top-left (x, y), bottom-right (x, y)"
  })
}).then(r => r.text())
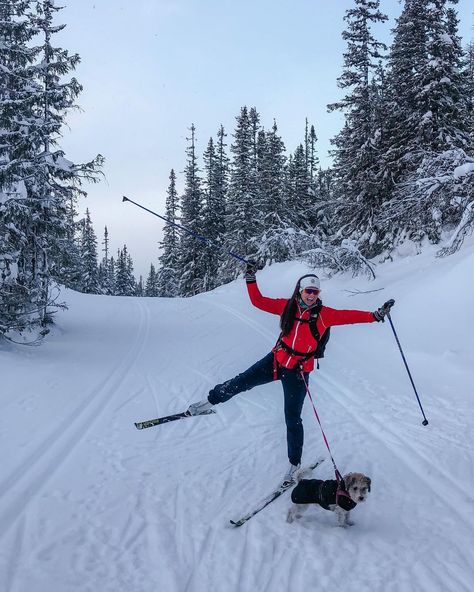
top-left (300, 370), bottom-right (345, 486)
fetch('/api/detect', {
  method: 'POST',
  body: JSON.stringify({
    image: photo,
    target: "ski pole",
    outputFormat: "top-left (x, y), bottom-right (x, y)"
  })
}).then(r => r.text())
top-left (386, 311), bottom-right (429, 426)
top-left (122, 195), bottom-right (249, 264)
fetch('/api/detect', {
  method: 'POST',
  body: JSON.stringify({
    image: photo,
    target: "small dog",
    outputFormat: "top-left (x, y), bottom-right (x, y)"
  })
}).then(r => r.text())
top-left (286, 470), bottom-right (371, 527)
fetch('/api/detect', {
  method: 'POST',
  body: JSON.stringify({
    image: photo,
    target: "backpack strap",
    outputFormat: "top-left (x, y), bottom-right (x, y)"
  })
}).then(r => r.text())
top-left (274, 301), bottom-right (330, 369)
top-left (277, 339), bottom-right (317, 360)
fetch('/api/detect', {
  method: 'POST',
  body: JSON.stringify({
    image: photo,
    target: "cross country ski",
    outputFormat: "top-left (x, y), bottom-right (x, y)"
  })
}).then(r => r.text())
top-left (230, 458), bottom-right (325, 527)
top-left (134, 408), bottom-right (216, 430)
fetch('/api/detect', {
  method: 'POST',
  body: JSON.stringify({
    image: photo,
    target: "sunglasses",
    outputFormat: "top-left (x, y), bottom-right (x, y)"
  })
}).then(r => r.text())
top-left (302, 288), bottom-right (320, 295)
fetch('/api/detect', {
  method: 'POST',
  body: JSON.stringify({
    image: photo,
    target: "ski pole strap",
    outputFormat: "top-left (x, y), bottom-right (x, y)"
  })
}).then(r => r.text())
top-left (299, 369), bottom-right (340, 476)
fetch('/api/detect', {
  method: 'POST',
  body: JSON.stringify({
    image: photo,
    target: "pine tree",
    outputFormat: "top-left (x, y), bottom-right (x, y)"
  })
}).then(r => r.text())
top-left (201, 137), bottom-right (218, 291)
top-left (417, 1), bottom-right (470, 152)
top-left (201, 126), bottom-right (228, 291)
top-left (287, 144), bottom-right (311, 225)
top-left (135, 275), bottom-right (144, 297)
top-left (385, 0), bottom-right (431, 172)
top-left (178, 125), bottom-right (205, 297)
top-left (126, 253), bottom-right (136, 295)
top-left (107, 256), bottom-right (116, 295)
top-left (58, 195), bottom-right (82, 290)
top-left (115, 246), bottom-right (135, 296)
top-left (26, 0), bottom-right (102, 314)
top-left (327, 0), bottom-right (388, 257)
top-left (157, 169), bottom-right (180, 297)
top-left (308, 123), bottom-right (320, 189)
top-left (79, 209), bottom-right (99, 293)
top-left (382, 0), bottom-right (473, 248)
top-left (256, 121), bottom-right (289, 262)
top-left (145, 264), bottom-right (159, 296)
top-left (0, 1), bottom-right (102, 340)
top-left (223, 106), bottom-right (258, 280)
top-left (0, 1), bottom-right (42, 336)
top-left (98, 226), bottom-right (112, 294)
top-left (465, 41), bottom-right (474, 129)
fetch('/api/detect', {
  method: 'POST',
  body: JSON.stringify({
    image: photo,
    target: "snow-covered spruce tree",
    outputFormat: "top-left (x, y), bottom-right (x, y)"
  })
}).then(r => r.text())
top-left (287, 144), bottom-right (310, 221)
top-left (304, 119), bottom-right (320, 191)
top-left (383, 0), bottom-right (431, 176)
top-left (382, 0), bottom-right (473, 249)
top-left (1, 0), bottom-right (102, 341)
top-left (255, 121), bottom-right (290, 263)
top-left (145, 263), bottom-right (159, 296)
top-left (107, 256), bottom-right (116, 295)
top-left (79, 209), bottom-right (99, 294)
top-left (58, 193), bottom-right (82, 291)
top-left (327, 0), bottom-right (388, 258)
top-left (126, 252), bottom-right (136, 296)
top-left (157, 168), bottom-right (181, 297)
top-left (0, 1), bottom-right (42, 337)
top-left (135, 275), bottom-right (144, 297)
top-left (30, 0), bottom-right (102, 311)
top-left (417, 1), bottom-right (469, 153)
top-left (221, 106), bottom-right (259, 281)
top-left (178, 125), bottom-right (205, 297)
top-left (248, 107), bottom-right (262, 239)
top-left (201, 128), bottom-right (228, 291)
top-left (315, 167), bottom-right (336, 235)
top-left (215, 124), bottom-right (229, 233)
top-left (115, 246), bottom-right (136, 296)
top-left (465, 40), bottom-right (474, 131)
top-left (276, 143), bottom-right (318, 262)
top-left (98, 225), bottom-right (112, 294)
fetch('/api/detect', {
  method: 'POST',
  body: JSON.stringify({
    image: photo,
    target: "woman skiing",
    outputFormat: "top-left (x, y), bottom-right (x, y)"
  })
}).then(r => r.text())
top-left (187, 263), bottom-right (393, 483)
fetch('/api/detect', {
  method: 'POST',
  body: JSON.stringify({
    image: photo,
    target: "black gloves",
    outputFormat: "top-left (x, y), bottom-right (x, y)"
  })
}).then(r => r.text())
top-left (245, 261), bottom-right (258, 283)
top-left (373, 299), bottom-right (395, 322)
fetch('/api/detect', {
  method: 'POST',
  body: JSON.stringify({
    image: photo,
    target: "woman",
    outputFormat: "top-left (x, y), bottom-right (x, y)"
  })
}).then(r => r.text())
top-left (187, 263), bottom-right (392, 483)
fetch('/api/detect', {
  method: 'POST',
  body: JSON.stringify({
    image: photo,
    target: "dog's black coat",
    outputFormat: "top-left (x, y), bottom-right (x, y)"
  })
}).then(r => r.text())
top-left (291, 478), bottom-right (357, 511)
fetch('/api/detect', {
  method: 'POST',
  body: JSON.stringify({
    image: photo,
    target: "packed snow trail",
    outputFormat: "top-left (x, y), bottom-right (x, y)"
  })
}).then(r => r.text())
top-left (1, 246), bottom-right (474, 592)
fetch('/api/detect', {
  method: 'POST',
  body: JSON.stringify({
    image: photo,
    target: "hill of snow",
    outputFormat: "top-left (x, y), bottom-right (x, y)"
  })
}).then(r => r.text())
top-left (1, 243), bottom-right (474, 592)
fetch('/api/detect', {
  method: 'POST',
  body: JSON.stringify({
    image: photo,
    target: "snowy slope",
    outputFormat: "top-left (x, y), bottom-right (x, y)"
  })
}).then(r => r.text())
top-left (1, 244), bottom-right (474, 592)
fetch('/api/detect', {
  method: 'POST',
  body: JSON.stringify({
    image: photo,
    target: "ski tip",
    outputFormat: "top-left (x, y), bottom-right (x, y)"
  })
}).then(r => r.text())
top-left (134, 422), bottom-right (143, 430)
top-left (230, 520), bottom-right (243, 527)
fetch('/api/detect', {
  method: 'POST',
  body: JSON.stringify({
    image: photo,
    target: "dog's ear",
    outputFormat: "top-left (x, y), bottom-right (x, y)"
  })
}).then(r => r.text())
top-left (365, 476), bottom-right (371, 492)
top-left (345, 473), bottom-right (355, 488)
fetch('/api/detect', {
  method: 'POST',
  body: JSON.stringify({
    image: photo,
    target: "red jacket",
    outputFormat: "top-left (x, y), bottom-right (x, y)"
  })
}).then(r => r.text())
top-left (247, 281), bottom-right (376, 372)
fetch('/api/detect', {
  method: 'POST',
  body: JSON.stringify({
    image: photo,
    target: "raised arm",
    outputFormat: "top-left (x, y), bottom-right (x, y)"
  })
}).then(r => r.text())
top-left (245, 262), bottom-right (287, 316)
top-left (246, 281), bottom-right (287, 316)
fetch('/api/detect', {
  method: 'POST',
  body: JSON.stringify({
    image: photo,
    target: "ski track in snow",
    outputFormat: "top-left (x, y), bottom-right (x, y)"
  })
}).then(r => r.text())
top-left (1, 255), bottom-right (474, 592)
top-left (0, 300), bottom-right (151, 536)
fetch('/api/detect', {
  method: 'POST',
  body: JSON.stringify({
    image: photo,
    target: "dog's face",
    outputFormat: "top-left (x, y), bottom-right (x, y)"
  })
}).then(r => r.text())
top-left (344, 473), bottom-right (371, 504)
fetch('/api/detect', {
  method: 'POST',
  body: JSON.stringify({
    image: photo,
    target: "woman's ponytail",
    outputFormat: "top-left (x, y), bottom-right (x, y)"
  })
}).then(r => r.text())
top-left (280, 284), bottom-right (300, 336)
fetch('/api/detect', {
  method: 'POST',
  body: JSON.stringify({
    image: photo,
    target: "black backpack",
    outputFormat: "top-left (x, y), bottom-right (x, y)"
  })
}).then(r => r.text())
top-left (284, 301), bottom-right (331, 366)
top-left (305, 303), bottom-right (331, 360)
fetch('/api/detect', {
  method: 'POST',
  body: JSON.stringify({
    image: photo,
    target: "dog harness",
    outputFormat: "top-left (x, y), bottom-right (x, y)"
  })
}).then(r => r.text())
top-left (291, 479), bottom-right (357, 511)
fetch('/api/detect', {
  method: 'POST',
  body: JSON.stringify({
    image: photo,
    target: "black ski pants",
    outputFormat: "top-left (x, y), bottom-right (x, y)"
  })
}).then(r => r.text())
top-left (208, 352), bottom-right (309, 466)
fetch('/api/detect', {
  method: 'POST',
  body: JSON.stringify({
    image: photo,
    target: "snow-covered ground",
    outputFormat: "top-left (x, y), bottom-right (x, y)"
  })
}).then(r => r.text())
top-left (1, 244), bottom-right (474, 592)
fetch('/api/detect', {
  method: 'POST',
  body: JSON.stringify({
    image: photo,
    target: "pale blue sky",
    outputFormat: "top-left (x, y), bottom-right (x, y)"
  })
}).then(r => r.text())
top-left (57, 0), bottom-right (473, 276)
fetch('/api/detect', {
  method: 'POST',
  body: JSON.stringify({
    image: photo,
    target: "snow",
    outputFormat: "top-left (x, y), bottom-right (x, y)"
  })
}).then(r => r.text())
top-left (453, 162), bottom-right (474, 179)
top-left (1, 246), bottom-right (474, 592)
top-left (440, 32), bottom-right (454, 46)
